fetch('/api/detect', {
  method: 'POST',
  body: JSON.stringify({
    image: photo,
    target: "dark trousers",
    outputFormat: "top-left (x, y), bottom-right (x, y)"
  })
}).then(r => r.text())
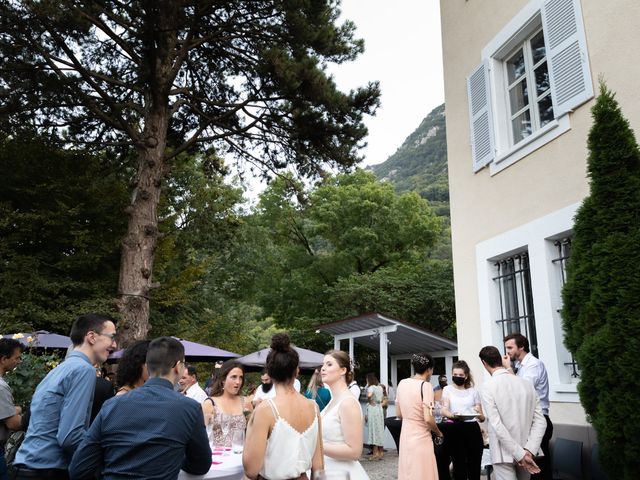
top-left (446, 421), bottom-right (484, 480)
top-left (0, 455), bottom-right (8, 480)
top-left (531, 415), bottom-right (553, 480)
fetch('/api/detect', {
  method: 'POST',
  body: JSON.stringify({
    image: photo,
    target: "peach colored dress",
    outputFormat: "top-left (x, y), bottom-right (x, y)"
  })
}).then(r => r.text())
top-left (396, 378), bottom-right (438, 480)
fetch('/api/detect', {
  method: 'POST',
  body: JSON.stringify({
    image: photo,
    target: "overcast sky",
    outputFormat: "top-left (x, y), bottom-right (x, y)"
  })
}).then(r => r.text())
top-left (330, 0), bottom-right (445, 167)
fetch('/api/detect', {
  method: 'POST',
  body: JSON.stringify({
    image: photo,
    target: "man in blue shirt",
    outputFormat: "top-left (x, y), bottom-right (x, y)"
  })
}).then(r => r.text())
top-left (69, 337), bottom-right (211, 480)
top-left (12, 313), bottom-right (117, 480)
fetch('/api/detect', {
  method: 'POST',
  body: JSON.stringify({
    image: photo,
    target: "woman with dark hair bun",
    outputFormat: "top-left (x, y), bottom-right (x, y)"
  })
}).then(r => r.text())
top-left (396, 352), bottom-right (443, 480)
top-left (115, 340), bottom-right (150, 396)
top-left (202, 360), bottom-right (251, 447)
top-left (243, 333), bottom-right (323, 480)
top-left (320, 350), bottom-right (369, 479)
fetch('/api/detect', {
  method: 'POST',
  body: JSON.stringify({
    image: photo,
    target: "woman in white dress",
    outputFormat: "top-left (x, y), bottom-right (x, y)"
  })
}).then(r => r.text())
top-left (320, 350), bottom-right (369, 480)
top-left (243, 333), bottom-right (323, 480)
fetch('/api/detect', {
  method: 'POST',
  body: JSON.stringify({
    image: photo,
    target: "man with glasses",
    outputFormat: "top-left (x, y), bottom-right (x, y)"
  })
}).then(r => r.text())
top-left (12, 313), bottom-right (117, 480)
top-left (69, 337), bottom-right (211, 479)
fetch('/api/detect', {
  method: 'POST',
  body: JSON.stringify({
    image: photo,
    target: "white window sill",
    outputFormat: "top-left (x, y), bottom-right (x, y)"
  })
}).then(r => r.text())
top-left (489, 114), bottom-right (571, 175)
top-left (550, 383), bottom-right (580, 403)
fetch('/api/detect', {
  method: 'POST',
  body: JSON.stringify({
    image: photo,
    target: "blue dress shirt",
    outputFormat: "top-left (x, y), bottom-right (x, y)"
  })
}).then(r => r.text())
top-left (69, 377), bottom-right (212, 480)
top-left (15, 351), bottom-right (97, 469)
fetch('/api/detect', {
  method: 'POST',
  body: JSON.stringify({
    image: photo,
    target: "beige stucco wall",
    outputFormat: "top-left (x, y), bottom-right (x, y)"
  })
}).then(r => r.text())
top-left (440, 0), bottom-right (640, 423)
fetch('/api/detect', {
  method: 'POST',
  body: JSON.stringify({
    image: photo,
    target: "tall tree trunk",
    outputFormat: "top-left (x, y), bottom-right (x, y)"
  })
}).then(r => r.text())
top-left (115, 110), bottom-right (168, 347)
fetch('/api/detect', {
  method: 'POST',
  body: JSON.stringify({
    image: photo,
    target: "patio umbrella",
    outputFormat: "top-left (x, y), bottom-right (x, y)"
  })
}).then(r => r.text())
top-left (108, 337), bottom-right (239, 363)
top-left (236, 346), bottom-right (324, 370)
top-left (2, 331), bottom-right (72, 350)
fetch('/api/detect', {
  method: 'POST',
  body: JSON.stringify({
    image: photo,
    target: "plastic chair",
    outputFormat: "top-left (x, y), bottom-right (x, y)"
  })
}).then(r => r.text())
top-left (551, 438), bottom-right (583, 480)
top-left (590, 443), bottom-right (609, 480)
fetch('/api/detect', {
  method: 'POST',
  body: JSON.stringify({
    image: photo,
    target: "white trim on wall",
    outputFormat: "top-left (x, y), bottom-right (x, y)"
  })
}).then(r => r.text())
top-left (476, 203), bottom-right (581, 403)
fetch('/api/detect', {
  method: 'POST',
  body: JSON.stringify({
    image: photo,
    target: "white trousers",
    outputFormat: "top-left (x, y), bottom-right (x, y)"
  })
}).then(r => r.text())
top-left (492, 462), bottom-right (531, 480)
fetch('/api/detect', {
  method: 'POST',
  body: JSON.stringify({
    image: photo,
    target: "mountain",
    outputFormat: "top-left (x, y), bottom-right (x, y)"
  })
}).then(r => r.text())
top-left (369, 103), bottom-right (449, 217)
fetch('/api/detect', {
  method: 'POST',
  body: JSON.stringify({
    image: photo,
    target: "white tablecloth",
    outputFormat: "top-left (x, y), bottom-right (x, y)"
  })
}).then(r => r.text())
top-left (178, 451), bottom-right (244, 480)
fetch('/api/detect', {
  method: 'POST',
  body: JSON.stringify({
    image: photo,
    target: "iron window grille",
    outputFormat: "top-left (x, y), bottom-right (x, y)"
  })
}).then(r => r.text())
top-left (493, 251), bottom-right (538, 358)
top-left (552, 237), bottom-right (579, 378)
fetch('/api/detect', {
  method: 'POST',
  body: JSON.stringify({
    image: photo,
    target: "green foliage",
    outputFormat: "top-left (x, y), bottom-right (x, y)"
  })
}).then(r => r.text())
top-left (249, 170), bottom-right (453, 338)
top-left (561, 83), bottom-right (640, 478)
top-left (0, 135), bottom-right (128, 333)
top-left (5, 349), bottom-right (61, 409)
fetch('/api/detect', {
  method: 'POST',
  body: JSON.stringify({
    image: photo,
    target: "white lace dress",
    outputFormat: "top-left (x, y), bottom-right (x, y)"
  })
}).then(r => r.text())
top-left (321, 394), bottom-right (369, 480)
top-left (260, 399), bottom-right (319, 479)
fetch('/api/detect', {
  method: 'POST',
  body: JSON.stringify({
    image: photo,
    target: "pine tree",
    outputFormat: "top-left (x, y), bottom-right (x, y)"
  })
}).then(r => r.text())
top-left (561, 83), bottom-right (640, 478)
top-left (0, 1), bottom-right (380, 345)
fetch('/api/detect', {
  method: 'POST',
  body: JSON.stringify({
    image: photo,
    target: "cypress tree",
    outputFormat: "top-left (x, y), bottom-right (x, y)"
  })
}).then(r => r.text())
top-left (562, 82), bottom-right (640, 478)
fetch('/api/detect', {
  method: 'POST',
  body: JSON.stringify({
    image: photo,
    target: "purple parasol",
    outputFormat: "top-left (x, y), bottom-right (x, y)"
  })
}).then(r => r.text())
top-left (236, 346), bottom-right (324, 370)
top-left (2, 331), bottom-right (72, 350)
top-left (109, 337), bottom-right (239, 363)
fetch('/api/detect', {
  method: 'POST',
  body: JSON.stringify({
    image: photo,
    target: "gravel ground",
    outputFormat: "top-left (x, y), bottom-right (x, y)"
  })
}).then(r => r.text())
top-left (360, 449), bottom-right (399, 480)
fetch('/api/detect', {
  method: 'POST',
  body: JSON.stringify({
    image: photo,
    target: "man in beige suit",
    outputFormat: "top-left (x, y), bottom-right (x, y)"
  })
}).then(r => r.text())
top-left (479, 346), bottom-right (547, 480)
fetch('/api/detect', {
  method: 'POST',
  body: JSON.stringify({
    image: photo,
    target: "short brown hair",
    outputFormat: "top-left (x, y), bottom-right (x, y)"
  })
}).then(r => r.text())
top-left (479, 346), bottom-right (502, 368)
top-left (503, 333), bottom-right (530, 353)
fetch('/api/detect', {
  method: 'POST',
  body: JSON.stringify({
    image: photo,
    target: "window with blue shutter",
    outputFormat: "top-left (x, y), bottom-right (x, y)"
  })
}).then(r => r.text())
top-left (467, 62), bottom-right (494, 172)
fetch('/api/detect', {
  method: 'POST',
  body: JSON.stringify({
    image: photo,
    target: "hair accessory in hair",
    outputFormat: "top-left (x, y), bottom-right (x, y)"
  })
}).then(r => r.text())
top-left (411, 353), bottom-right (432, 368)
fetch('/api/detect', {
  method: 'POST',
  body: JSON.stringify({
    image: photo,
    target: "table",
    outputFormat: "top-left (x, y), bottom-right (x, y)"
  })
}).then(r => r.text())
top-left (178, 450), bottom-right (244, 480)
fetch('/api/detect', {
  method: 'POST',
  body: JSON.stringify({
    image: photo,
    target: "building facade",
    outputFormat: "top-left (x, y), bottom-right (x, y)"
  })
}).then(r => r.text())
top-left (440, 0), bottom-right (640, 432)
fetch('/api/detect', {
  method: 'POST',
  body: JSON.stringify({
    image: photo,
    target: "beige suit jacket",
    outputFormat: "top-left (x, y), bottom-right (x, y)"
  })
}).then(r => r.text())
top-left (481, 368), bottom-right (546, 464)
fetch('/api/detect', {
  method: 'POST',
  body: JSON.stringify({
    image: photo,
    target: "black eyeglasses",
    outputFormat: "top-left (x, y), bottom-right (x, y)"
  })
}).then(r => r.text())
top-left (93, 332), bottom-right (117, 341)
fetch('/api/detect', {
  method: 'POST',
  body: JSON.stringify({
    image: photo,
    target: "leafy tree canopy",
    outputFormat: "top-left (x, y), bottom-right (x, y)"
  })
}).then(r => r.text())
top-left (251, 170), bottom-right (450, 334)
top-left (0, 0), bottom-right (380, 345)
top-left (0, 135), bottom-right (128, 333)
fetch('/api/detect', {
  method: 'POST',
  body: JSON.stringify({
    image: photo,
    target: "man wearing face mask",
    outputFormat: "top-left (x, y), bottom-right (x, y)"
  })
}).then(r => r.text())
top-left (433, 374), bottom-right (448, 402)
top-left (69, 337), bottom-right (211, 480)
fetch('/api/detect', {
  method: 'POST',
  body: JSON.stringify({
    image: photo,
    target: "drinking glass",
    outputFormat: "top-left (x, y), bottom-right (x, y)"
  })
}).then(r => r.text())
top-left (434, 400), bottom-right (443, 423)
top-left (231, 429), bottom-right (245, 454)
top-left (313, 471), bottom-right (351, 480)
top-left (220, 416), bottom-right (231, 454)
top-left (206, 415), bottom-right (215, 447)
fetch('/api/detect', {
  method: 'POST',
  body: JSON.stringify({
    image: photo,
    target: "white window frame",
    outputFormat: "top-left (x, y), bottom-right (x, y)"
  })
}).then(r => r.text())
top-left (468, 0), bottom-right (593, 175)
top-left (476, 203), bottom-right (581, 402)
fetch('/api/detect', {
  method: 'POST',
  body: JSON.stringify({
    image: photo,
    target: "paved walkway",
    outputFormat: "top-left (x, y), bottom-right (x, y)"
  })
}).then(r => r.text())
top-left (360, 449), bottom-right (399, 480)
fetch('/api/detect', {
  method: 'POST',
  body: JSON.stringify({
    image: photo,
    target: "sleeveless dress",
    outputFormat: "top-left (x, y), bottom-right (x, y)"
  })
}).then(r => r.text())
top-left (396, 378), bottom-right (438, 480)
top-left (260, 399), bottom-right (319, 480)
top-left (366, 385), bottom-right (384, 446)
top-left (321, 394), bottom-right (369, 480)
top-left (206, 396), bottom-right (248, 447)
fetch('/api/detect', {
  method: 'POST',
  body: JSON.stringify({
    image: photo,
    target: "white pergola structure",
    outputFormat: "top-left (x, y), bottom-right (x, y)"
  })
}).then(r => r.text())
top-left (318, 312), bottom-right (458, 387)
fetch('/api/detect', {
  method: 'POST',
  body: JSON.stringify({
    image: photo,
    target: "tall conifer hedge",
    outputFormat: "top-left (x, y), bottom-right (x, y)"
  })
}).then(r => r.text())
top-left (562, 83), bottom-right (640, 478)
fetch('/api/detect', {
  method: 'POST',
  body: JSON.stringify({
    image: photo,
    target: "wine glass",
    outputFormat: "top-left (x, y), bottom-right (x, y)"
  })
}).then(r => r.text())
top-left (231, 428), bottom-right (245, 454)
top-left (220, 416), bottom-right (231, 454)
top-left (205, 415), bottom-right (215, 447)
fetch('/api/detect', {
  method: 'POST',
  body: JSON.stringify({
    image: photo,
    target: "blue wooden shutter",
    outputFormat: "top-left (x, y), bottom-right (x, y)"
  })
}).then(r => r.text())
top-left (467, 61), bottom-right (494, 172)
top-left (542, 0), bottom-right (593, 117)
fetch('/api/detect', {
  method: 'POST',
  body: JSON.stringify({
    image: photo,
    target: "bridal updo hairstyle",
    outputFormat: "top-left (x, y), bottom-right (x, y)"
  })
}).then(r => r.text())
top-left (411, 352), bottom-right (434, 374)
top-left (266, 333), bottom-right (299, 383)
top-left (325, 350), bottom-right (354, 384)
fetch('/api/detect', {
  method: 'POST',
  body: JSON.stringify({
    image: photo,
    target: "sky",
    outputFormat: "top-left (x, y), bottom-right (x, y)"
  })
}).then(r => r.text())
top-left (330, 0), bottom-right (445, 167)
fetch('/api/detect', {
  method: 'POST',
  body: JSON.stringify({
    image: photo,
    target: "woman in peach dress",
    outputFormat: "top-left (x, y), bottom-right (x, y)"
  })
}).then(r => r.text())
top-left (396, 353), bottom-right (443, 480)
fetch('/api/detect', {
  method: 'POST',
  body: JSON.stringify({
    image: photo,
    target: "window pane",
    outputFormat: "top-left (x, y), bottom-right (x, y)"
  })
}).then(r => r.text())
top-left (509, 79), bottom-right (529, 113)
top-left (534, 62), bottom-right (550, 96)
top-left (507, 49), bottom-right (526, 84)
top-left (530, 30), bottom-right (546, 64)
top-left (511, 109), bottom-right (532, 143)
top-left (537, 94), bottom-right (554, 127)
